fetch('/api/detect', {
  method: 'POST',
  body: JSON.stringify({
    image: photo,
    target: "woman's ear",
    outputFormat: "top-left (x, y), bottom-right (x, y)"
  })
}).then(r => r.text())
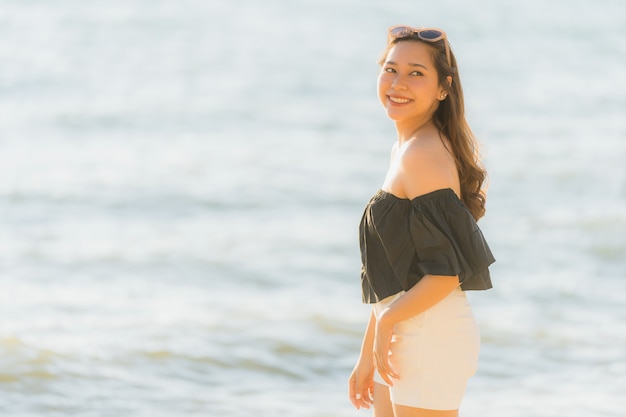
top-left (439, 76), bottom-right (453, 101)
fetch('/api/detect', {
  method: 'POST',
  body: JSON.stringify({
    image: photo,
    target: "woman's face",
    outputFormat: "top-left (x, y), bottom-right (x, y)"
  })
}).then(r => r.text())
top-left (377, 41), bottom-right (445, 124)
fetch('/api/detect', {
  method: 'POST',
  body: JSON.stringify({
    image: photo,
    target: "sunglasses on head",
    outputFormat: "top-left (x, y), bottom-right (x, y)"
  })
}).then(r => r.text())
top-left (387, 25), bottom-right (451, 68)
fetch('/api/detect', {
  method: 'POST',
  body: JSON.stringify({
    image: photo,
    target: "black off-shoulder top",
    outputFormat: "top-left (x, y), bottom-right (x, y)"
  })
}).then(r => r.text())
top-left (359, 188), bottom-right (495, 304)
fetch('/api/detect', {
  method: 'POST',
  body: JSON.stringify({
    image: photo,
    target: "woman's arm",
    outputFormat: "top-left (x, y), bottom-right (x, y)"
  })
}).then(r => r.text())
top-left (379, 274), bottom-right (459, 325)
top-left (359, 309), bottom-right (377, 360)
top-left (373, 275), bottom-right (459, 385)
top-left (349, 310), bottom-right (377, 409)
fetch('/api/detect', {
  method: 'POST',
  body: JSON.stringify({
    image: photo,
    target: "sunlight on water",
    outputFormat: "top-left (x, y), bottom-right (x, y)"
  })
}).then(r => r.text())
top-left (1, 0), bottom-right (625, 416)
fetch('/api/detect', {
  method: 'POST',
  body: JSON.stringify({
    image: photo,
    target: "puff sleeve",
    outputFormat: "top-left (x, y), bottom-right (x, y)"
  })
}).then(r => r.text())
top-left (408, 189), bottom-right (495, 290)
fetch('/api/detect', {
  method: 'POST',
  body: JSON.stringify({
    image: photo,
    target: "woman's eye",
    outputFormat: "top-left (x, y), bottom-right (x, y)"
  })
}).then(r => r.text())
top-left (385, 67), bottom-right (396, 73)
top-left (410, 71), bottom-right (424, 76)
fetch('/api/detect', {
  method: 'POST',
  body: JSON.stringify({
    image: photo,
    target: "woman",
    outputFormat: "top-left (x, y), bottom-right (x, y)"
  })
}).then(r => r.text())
top-left (348, 26), bottom-right (495, 417)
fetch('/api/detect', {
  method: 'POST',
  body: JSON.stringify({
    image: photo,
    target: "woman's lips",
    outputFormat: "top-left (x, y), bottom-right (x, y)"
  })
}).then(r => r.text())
top-left (388, 95), bottom-right (411, 104)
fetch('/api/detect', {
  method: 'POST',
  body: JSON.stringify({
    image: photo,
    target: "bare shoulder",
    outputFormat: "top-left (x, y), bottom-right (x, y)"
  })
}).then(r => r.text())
top-left (401, 134), bottom-right (460, 199)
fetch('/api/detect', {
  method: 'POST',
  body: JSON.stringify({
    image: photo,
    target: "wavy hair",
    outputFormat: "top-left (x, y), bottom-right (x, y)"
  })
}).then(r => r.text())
top-left (378, 34), bottom-right (487, 221)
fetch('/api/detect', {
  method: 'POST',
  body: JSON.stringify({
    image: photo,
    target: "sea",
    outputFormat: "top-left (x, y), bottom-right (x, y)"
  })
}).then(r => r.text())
top-left (1, 0), bottom-right (625, 416)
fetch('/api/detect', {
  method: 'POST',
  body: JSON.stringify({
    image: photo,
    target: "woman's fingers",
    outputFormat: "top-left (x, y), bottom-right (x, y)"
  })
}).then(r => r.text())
top-left (353, 392), bottom-right (371, 409)
top-left (375, 354), bottom-right (399, 386)
top-left (373, 321), bottom-right (398, 385)
top-left (356, 388), bottom-right (373, 409)
top-left (357, 383), bottom-right (373, 409)
top-left (349, 371), bottom-right (373, 409)
top-left (379, 367), bottom-right (394, 386)
top-left (375, 356), bottom-right (391, 386)
top-left (359, 380), bottom-right (374, 407)
top-left (349, 373), bottom-right (362, 408)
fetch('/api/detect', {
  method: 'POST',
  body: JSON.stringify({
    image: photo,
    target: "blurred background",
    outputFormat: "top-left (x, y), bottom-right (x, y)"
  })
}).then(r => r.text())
top-left (1, 0), bottom-right (625, 416)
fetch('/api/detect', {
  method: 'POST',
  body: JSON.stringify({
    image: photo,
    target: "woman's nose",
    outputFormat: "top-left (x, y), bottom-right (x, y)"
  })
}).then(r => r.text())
top-left (390, 75), bottom-right (407, 90)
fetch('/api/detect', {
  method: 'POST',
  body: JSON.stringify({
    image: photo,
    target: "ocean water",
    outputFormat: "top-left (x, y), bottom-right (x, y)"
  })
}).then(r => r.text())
top-left (1, 0), bottom-right (625, 416)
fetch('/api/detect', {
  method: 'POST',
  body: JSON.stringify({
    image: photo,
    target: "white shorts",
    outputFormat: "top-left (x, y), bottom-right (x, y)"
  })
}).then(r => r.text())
top-left (373, 287), bottom-right (480, 410)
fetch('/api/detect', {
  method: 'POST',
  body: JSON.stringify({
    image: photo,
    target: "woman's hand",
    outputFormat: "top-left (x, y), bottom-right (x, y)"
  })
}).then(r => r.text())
top-left (348, 356), bottom-right (374, 409)
top-left (373, 311), bottom-right (399, 386)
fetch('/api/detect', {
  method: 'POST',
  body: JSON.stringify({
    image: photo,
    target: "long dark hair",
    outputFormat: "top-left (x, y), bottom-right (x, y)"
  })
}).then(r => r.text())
top-left (378, 35), bottom-right (487, 221)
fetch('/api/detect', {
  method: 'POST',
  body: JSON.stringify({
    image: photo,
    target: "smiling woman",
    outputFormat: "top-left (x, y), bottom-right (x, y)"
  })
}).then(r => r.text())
top-left (378, 44), bottom-right (446, 132)
top-left (348, 26), bottom-right (495, 417)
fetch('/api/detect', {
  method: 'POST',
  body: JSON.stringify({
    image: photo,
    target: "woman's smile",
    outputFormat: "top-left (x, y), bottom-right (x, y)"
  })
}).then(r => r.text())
top-left (387, 95), bottom-right (412, 105)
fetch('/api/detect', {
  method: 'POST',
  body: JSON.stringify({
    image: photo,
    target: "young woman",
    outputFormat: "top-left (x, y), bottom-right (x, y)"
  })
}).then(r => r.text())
top-left (348, 26), bottom-right (495, 417)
